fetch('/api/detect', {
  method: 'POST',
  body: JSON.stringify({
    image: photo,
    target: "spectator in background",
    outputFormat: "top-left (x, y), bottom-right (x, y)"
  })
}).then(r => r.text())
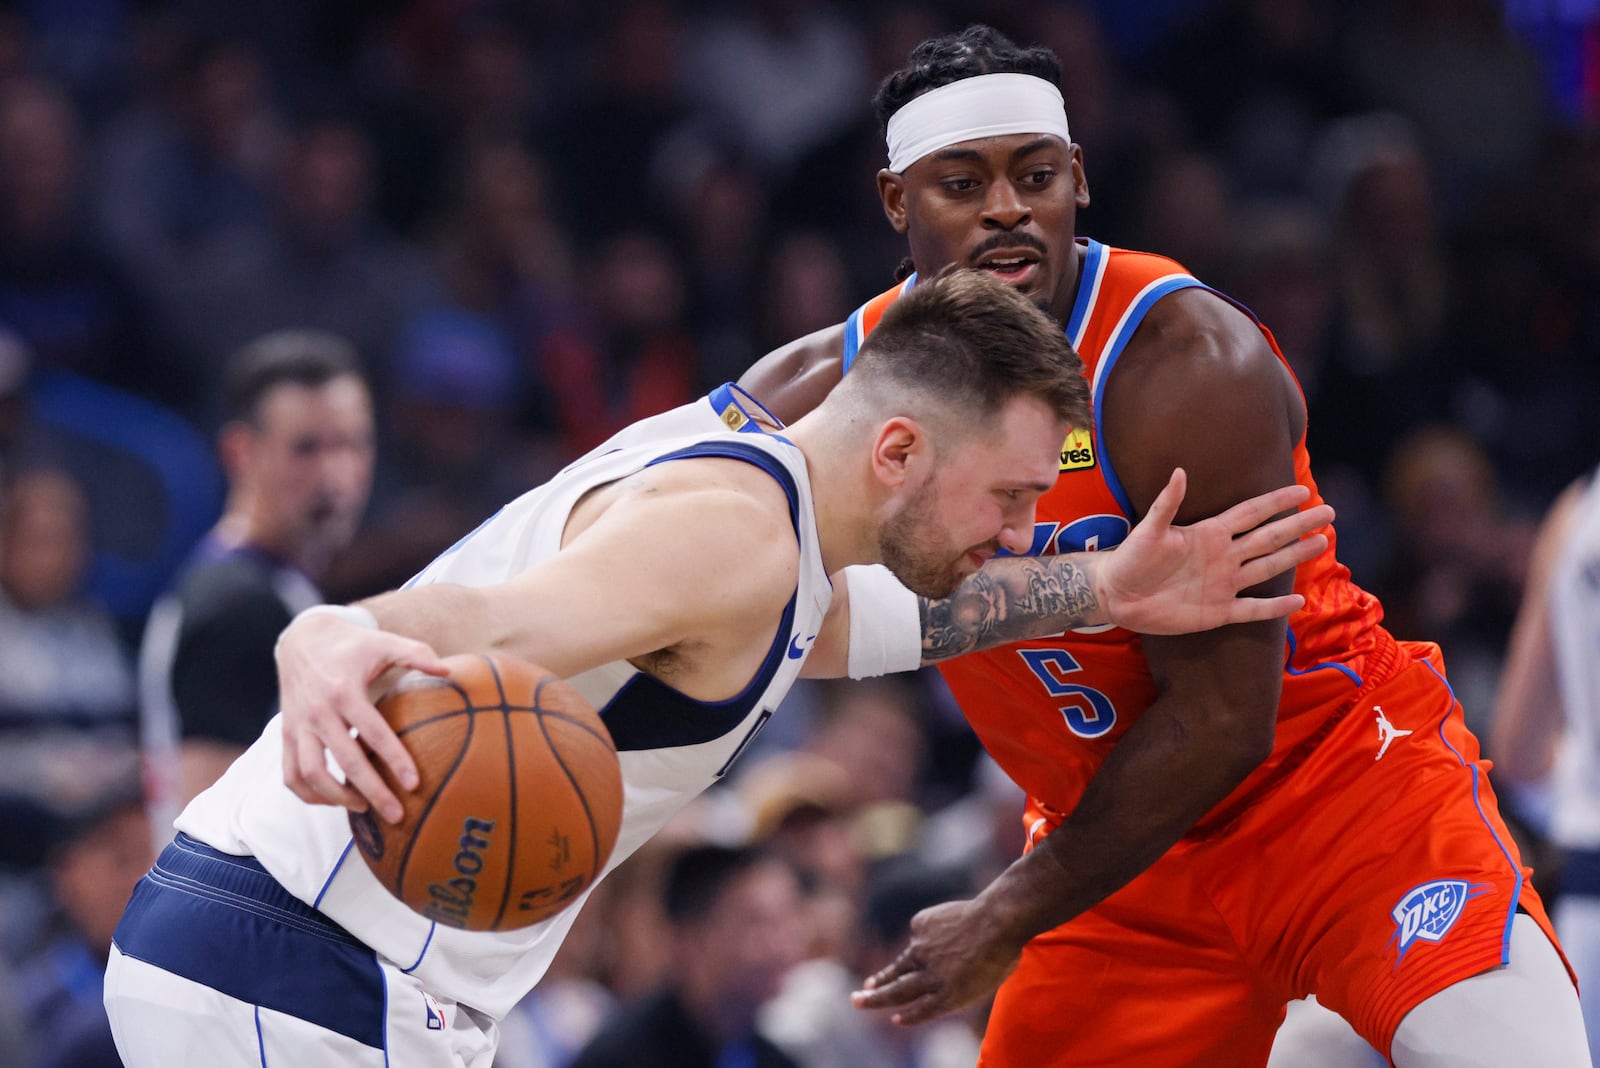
top-left (0, 466), bottom-right (137, 892)
top-left (758, 229), bottom-right (853, 354)
top-left (15, 773), bottom-right (152, 1068)
top-left (762, 856), bottom-right (982, 1068)
top-left (534, 230), bottom-right (701, 457)
top-left (738, 750), bottom-right (864, 962)
top-left (679, 0), bottom-right (868, 178)
top-left (0, 77), bottom-right (163, 407)
top-left (90, 35), bottom-right (280, 317)
top-left (1491, 465), bottom-right (1600, 1065)
top-left (1376, 425), bottom-right (1529, 728)
top-left (325, 308), bottom-right (528, 600)
top-left (163, 114), bottom-right (439, 420)
top-left (569, 844), bottom-right (808, 1068)
top-left (138, 330), bottom-right (373, 842)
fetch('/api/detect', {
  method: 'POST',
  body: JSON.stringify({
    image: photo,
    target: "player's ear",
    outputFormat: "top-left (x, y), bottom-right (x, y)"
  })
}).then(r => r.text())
top-left (871, 416), bottom-right (923, 487)
top-left (878, 169), bottom-right (909, 234)
top-left (217, 420), bottom-right (255, 479)
top-left (1070, 143), bottom-right (1090, 209)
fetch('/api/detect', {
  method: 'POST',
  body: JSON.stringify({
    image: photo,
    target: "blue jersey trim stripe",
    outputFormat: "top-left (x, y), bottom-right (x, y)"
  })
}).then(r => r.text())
top-left (114, 835), bottom-right (387, 1049)
top-left (403, 507), bottom-right (504, 588)
top-left (401, 922), bottom-right (436, 974)
top-left (842, 306), bottom-right (865, 374)
top-left (644, 439), bottom-right (801, 527)
top-left (1091, 276), bottom-right (1206, 518)
top-left (313, 840), bottom-right (354, 908)
top-left (706, 383), bottom-right (786, 434)
top-left (601, 440), bottom-right (804, 752)
top-left (1065, 239), bottom-right (1107, 344)
top-left (1422, 657), bottom-right (1521, 965)
top-left (843, 274), bottom-right (918, 375)
top-left (255, 1005), bottom-right (267, 1066)
top-left (1283, 626), bottom-right (1364, 686)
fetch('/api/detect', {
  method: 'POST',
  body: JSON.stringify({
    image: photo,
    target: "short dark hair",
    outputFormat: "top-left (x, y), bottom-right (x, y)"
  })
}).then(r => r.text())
top-left (872, 25), bottom-right (1064, 132)
top-left (662, 843), bottom-right (774, 927)
top-left (222, 329), bottom-right (365, 426)
top-left (850, 266), bottom-right (1089, 429)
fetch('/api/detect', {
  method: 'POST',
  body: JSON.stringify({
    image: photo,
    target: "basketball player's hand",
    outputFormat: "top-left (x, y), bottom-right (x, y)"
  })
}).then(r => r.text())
top-left (1099, 469), bottom-right (1334, 634)
top-left (851, 898), bottom-right (1021, 1026)
top-left (276, 609), bottom-right (449, 823)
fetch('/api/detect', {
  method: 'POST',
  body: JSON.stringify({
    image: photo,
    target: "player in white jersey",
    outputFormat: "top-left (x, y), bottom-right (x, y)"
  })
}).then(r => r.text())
top-left (104, 268), bottom-right (1332, 1067)
top-left (1493, 465), bottom-right (1600, 1064)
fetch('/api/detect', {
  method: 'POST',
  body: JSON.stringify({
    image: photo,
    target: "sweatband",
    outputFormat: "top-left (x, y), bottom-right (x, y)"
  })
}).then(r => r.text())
top-left (277, 603), bottom-right (379, 654)
top-left (844, 565), bottom-right (923, 679)
top-left (885, 73), bottom-right (1071, 173)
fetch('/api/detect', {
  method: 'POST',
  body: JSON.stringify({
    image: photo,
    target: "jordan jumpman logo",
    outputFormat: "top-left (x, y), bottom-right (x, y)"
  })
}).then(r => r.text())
top-left (1374, 705), bottom-right (1412, 760)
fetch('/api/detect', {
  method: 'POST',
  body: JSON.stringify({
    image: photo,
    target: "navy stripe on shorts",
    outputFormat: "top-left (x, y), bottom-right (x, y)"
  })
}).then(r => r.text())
top-left (113, 833), bottom-right (387, 1049)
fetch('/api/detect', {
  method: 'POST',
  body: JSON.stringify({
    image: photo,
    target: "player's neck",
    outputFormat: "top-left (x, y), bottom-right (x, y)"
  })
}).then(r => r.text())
top-left (784, 420), bottom-right (882, 577)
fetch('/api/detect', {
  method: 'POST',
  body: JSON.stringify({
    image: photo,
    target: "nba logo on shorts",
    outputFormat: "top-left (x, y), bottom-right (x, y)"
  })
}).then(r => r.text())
top-left (423, 992), bottom-right (446, 1031)
top-left (1388, 879), bottom-right (1488, 964)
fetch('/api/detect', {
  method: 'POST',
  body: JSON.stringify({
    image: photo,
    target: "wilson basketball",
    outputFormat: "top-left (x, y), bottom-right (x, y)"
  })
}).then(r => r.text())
top-left (349, 652), bottom-right (623, 932)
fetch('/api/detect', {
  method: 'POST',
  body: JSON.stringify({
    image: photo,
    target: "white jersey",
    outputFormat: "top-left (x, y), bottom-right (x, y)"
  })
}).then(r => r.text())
top-left (1549, 470), bottom-right (1600, 849)
top-left (176, 391), bottom-right (832, 1019)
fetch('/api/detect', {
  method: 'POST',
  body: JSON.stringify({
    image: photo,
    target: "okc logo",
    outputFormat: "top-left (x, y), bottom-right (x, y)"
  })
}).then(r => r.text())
top-left (1388, 879), bottom-right (1489, 964)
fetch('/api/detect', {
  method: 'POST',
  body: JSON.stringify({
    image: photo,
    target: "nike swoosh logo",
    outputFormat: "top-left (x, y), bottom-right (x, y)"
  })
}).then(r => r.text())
top-left (787, 634), bottom-right (817, 659)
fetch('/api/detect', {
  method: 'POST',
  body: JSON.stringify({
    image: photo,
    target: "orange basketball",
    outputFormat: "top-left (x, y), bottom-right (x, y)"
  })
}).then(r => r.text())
top-left (348, 652), bottom-right (623, 932)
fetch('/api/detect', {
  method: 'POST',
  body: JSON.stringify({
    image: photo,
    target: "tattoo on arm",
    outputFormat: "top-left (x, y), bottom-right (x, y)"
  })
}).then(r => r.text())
top-left (919, 556), bottom-right (1101, 662)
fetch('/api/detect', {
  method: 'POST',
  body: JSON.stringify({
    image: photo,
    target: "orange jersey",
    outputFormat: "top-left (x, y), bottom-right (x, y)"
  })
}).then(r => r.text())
top-left (845, 239), bottom-right (1392, 834)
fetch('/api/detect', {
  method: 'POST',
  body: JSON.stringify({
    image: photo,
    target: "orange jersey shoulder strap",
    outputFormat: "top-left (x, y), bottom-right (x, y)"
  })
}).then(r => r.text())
top-left (842, 274), bottom-right (918, 373)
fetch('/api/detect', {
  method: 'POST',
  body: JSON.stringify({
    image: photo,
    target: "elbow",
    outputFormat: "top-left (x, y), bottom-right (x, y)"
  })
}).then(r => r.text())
top-left (1211, 702), bottom-right (1277, 782)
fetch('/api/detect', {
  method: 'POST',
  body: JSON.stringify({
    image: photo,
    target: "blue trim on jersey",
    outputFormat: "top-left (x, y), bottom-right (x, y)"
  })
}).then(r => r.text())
top-left (403, 507), bottom-right (505, 588)
top-left (1282, 626), bottom-right (1364, 686)
top-left (255, 1005), bottom-right (266, 1066)
top-left (380, 964), bottom-right (391, 1068)
top-left (841, 306), bottom-right (865, 375)
top-left (401, 923), bottom-right (436, 974)
top-left (314, 840), bottom-right (355, 908)
top-left (600, 439), bottom-right (805, 753)
top-left (706, 383), bottom-right (787, 433)
top-left (599, 594), bottom-right (797, 753)
top-left (114, 835), bottom-right (387, 1050)
top-left (643, 439), bottom-right (801, 528)
top-left (843, 274), bottom-right (918, 375)
top-left (1090, 275), bottom-right (1207, 518)
top-left (1064, 239), bottom-right (1107, 343)
top-left (1422, 657), bottom-right (1522, 964)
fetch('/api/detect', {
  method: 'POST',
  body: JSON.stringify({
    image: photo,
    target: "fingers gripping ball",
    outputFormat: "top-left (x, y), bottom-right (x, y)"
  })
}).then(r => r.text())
top-left (349, 653), bottom-right (623, 932)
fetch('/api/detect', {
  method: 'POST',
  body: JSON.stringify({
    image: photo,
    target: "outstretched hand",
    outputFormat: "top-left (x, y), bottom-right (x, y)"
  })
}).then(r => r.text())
top-left (276, 609), bottom-right (449, 823)
top-left (1100, 469), bottom-right (1333, 635)
top-left (851, 898), bottom-right (1021, 1026)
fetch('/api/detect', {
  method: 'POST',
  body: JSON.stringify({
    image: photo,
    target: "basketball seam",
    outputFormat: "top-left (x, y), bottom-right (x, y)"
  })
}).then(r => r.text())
top-left (485, 654), bottom-right (517, 931)
top-left (395, 706), bottom-right (613, 749)
top-left (395, 677), bottom-right (476, 897)
top-left (532, 675), bottom-right (605, 910)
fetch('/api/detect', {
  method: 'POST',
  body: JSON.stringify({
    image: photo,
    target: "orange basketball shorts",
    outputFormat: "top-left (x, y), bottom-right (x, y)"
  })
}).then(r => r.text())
top-left (978, 641), bottom-right (1570, 1068)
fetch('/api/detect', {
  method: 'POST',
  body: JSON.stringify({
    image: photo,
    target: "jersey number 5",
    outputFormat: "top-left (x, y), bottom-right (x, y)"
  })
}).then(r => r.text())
top-left (1017, 648), bottom-right (1117, 739)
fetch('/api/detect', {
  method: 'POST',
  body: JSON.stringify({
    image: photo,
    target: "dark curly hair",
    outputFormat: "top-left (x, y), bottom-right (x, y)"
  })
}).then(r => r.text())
top-left (871, 24), bottom-right (1063, 133)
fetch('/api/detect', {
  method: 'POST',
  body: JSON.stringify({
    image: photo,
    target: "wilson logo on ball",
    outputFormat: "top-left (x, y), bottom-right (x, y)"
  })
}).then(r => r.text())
top-left (350, 653), bottom-right (623, 932)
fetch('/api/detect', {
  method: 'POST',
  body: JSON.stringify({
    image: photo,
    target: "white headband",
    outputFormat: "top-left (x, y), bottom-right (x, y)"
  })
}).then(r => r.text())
top-left (885, 73), bottom-right (1071, 173)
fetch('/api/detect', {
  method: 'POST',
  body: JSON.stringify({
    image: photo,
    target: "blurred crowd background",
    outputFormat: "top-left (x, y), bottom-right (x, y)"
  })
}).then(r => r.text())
top-left (0, 0), bottom-right (1597, 1065)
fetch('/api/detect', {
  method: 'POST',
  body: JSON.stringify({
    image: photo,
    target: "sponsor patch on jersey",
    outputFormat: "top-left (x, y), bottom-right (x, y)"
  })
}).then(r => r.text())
top-left (1059, 427), bottom-right (1096, 471)
top-left (1387, 878), bottom-right (1490, 964)
top-left (718, 401), bottom-right (749, 431)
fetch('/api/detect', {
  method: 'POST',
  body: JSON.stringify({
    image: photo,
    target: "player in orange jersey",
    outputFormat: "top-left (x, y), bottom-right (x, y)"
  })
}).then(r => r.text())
top-left (738, 24), bottom-right (1589, 1068)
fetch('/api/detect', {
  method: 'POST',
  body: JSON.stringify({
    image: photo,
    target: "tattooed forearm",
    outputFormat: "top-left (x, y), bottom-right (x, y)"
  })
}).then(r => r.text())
top-left (919, 555), bottom-right (1103, 662)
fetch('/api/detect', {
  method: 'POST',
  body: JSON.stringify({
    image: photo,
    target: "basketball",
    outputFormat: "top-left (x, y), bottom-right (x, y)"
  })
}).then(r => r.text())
top-left (348, 652), bottom-right (623, 932)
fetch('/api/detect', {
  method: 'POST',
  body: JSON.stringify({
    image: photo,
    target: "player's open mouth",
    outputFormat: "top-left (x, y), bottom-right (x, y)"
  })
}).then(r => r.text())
top-left (975, 256), bottom-right (1040, 284)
